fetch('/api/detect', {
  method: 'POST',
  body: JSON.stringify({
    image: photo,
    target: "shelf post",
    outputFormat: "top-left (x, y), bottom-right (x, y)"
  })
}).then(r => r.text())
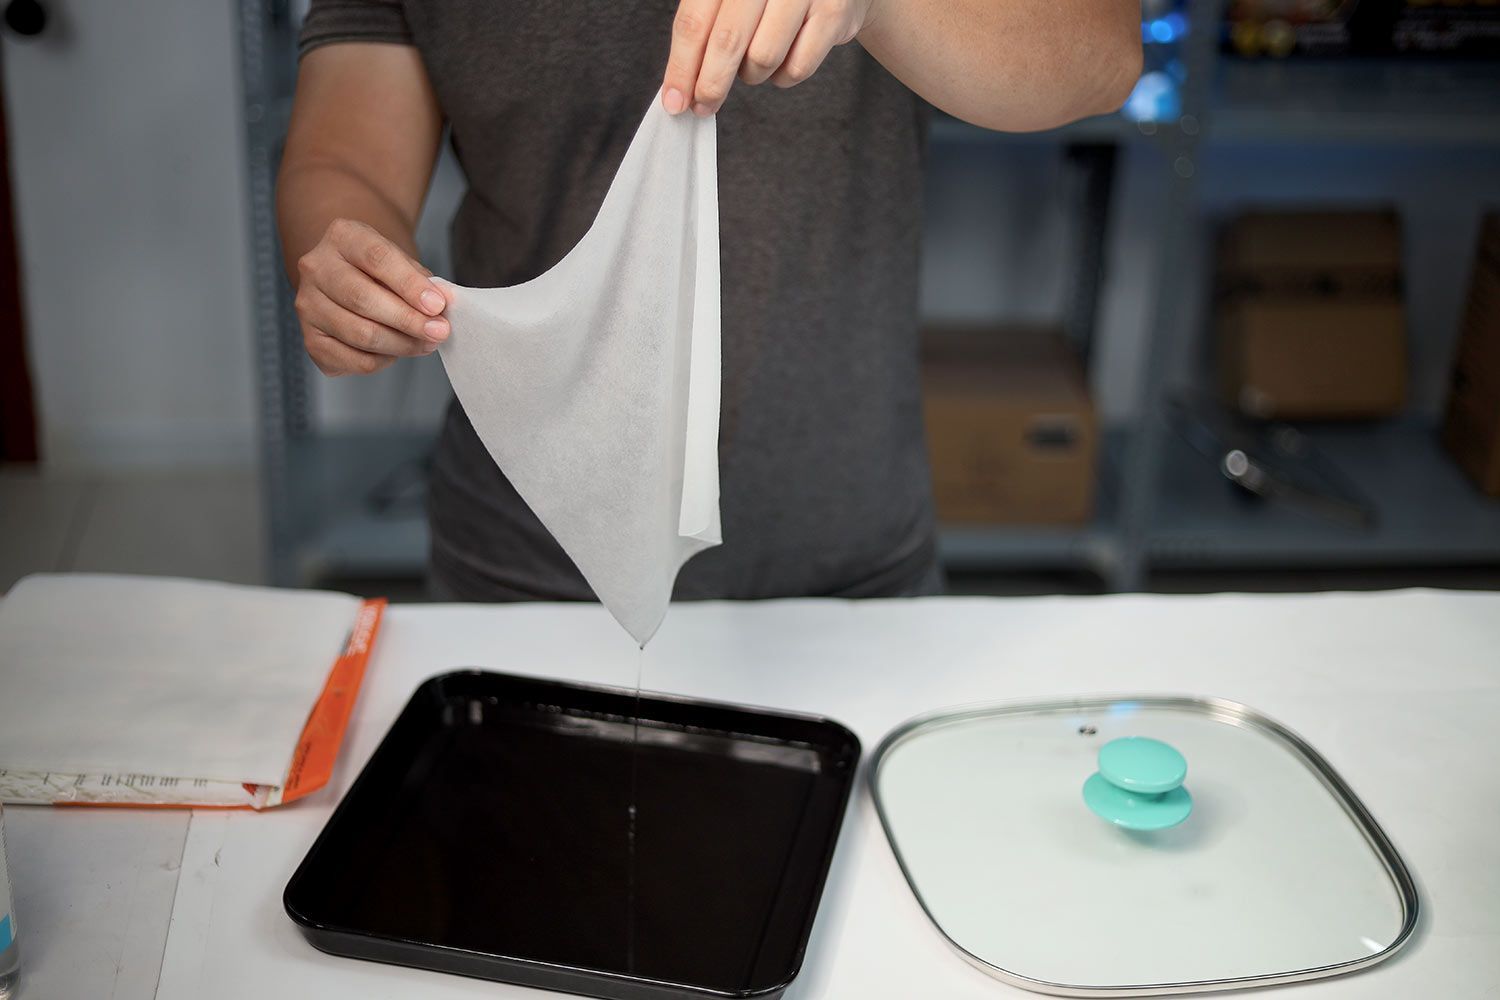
top-left (1115, 0), bottom-right (1222, 590)
top-left (237, 0), bottom-right (308, 587)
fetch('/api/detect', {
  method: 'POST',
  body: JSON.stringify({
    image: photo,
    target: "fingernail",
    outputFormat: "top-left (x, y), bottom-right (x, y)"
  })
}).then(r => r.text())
top-left (420, 288), bottom-right (444, 314)
top-left (424, 319), bottom-right (448, 342)
top-left (663, 87), bottom-right (687, 115)
top-left (692, 101), bottom-right (713, 118)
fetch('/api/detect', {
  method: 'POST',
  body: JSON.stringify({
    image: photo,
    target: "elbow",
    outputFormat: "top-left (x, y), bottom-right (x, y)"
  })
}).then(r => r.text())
top-left (959, 30), bottom-right (1142, 134)
top-left (1034, 29), bottom-right (1143, 129)
top-left (1085, 32), bottom-right (1143, 118)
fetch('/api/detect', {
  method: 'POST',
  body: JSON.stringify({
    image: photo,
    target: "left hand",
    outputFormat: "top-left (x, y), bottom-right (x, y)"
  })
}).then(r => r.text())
top-left (661, 0), bottom-right (880, 117)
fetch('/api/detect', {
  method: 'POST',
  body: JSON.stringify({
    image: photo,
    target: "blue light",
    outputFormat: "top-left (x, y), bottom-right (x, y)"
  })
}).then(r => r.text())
top-left (1147, 18), bottom-right (1176, 43)
top-left (1121, 71), bottom-right (1180, 123)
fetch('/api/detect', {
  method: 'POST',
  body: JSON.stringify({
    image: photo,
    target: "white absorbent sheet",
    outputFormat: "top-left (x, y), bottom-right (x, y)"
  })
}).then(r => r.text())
top-left (436, 99), bottom-right (722, 646)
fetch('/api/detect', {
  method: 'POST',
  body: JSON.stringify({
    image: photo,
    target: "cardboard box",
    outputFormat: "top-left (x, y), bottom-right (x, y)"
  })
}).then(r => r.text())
top-left (922, 326), bottom-right (1097, 525)
top-left (1442, 213), bottom-right (1500, 497)
top-left (1216, 210), bottom-right (1407, 420)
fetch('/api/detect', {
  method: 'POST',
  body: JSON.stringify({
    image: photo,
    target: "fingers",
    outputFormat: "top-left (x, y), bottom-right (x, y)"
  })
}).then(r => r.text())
top-left (314, 257), bottom-right (448, 345)
top-left (327, 217), bottom-right (447, 318)
top-left (294, 217), bottom-right (448, 378)
top-left (297, 285), bottom-right (436, 359)
top-left (662, 0), bottom-right (859, 114)
top-left (305, 328), bottom-right (398, 378)
top-left (662, 0), bottom-right (721, 115)
top-left (739, 0), bottom-right (807, 86)
top-left (692, 0), bottom-right (769, 115)
top-left (770, 2), bottom-right (845, 88)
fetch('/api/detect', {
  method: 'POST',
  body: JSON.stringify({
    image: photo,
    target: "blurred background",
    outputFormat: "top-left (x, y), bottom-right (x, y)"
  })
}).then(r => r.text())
top-left (1, 0), bottom-right (1497, 599)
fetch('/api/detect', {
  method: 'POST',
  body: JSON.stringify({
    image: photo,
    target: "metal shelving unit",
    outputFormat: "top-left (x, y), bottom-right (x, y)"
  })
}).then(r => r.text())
top-left (929, 1), bottom-right (1500, 586)
top-left (239, 0), bottom-right (1500, 592)
top-left (1149, 420), bottom-right (1500, 569)
top-left (240, 0), bottom-right (308, 587)
top-left (1210, 58), bottom-right (1500, 145)
top-left (1125, 6), bottom-right (1500, 582)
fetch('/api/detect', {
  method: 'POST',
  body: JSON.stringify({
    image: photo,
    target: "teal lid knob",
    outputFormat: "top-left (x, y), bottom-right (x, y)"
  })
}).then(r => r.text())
top-left (1083, 736), bottom-right (1193, 830)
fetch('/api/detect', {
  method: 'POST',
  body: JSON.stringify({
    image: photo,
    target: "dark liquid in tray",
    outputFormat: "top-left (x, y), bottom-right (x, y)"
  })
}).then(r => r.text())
top-left (293, 673), bottom-right (854, 995)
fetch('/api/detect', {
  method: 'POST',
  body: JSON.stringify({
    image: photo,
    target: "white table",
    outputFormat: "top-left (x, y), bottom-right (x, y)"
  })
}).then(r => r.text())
top-left (7, 592), bottom-right (1499, 998)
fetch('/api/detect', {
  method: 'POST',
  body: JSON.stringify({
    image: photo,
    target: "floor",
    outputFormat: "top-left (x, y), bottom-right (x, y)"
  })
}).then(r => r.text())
top-left (4, 463), bottom-right (1497, 598)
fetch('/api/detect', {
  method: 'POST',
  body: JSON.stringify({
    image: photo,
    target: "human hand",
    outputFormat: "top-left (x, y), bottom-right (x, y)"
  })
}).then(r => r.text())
top-left (660, 0), bottom-right (880, 117)
top-left (293, 218), bottom-right (450, 377)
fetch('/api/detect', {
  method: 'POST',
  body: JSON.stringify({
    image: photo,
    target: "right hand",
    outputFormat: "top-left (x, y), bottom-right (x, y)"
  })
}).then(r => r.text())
top-left (293, 218), bottom-right (451, 377)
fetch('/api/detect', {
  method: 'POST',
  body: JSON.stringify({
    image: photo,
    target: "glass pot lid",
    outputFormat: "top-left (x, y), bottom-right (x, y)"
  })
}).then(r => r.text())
top-left (869, 696), bottom-right (1418, 997)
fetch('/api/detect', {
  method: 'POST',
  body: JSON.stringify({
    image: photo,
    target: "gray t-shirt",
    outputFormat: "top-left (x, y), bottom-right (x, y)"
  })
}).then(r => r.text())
top-left (300, 0), bottom-right (940, 602)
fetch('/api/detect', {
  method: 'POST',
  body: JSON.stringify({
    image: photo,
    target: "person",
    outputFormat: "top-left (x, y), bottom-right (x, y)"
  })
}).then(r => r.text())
top-left (278, 0), bottom-right (1140, 604)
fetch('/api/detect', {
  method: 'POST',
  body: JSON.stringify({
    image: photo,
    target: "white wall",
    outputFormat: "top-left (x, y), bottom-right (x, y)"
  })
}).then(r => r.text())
top-left (3, 0), bottom-right (255, 470)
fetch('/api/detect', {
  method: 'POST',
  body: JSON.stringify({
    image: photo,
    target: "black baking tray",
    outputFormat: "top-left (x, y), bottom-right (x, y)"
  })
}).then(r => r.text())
top-left (284, 670), bottom-right (861, 1000)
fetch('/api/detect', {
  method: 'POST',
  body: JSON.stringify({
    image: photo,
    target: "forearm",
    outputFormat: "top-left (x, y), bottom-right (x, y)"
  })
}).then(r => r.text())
top-left (858, 0), bottom-right (1142, 132)
top-left (276, 44), bottom-right (441, 288)
top-left (277, 161), bottom-right (422, 287)
top-left (274, 44), bottom-right (447, 377)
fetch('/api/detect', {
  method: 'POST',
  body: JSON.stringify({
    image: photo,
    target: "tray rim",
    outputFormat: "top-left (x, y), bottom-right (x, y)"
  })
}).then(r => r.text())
top-left (866, 694), bottom-right (1421, 998)
top-left (284, 668), bottom-right (862, 1000)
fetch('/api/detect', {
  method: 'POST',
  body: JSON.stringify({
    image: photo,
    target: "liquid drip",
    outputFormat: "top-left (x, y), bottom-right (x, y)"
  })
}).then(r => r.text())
top-left (626, 644), bottom-right (644, 973)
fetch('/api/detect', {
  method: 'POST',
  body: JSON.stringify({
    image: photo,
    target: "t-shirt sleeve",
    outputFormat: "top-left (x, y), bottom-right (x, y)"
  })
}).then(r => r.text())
top-left (298, 0), bottom-right (413, 57)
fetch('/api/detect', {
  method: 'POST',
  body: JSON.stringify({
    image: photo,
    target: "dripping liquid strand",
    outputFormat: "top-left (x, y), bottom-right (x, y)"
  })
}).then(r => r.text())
top-left (626, 644), bottom-right (643, 974)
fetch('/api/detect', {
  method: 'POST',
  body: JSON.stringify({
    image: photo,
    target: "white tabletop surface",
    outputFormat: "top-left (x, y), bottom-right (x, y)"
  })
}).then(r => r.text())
top-left (5, 590), bottom-right (1499, 999)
